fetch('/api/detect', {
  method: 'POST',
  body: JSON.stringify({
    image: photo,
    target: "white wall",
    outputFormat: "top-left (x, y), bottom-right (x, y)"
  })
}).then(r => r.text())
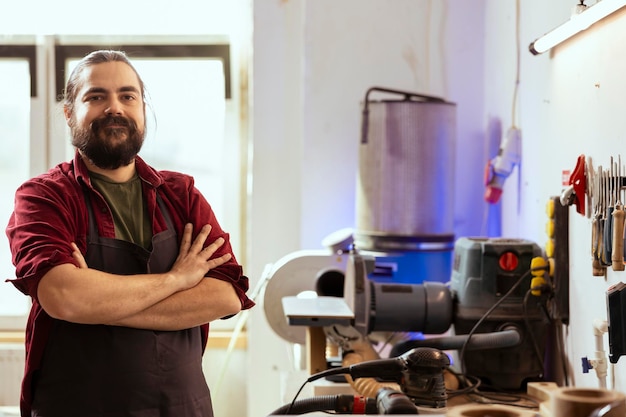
top-left (488, 0), bottom-right (626, 391)
top-left (249, 0), bottom-right (626, 415)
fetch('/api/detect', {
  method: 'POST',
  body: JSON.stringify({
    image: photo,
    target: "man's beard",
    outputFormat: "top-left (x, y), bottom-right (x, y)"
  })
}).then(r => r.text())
top-left (71, 115), bottom-right (145, 170)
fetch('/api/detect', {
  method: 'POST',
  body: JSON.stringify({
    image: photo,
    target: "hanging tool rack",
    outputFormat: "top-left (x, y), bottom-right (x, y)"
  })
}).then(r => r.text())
top-left (590, 156), bottom-right (626, 275)
top-left (562, 155), bottom-right (626, 276)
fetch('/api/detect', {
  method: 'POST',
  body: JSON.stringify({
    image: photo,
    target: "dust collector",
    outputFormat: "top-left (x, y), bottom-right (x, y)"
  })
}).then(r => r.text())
top-left (354, 86), bottom-right (457, 285)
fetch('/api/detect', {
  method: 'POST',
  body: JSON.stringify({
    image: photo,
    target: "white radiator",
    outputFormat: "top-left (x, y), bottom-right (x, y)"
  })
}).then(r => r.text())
top-left (0, 344), bottom-right (23, 406)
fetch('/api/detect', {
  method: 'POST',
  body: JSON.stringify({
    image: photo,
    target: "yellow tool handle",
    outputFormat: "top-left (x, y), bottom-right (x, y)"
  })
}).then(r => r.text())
top-left (612, 206), bottom-right (625, 271)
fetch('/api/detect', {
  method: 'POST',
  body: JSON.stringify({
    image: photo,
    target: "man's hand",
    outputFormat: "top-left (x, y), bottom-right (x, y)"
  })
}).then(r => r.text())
top-left (72, 223), bottom-right (230, 292)
top-left (170, 223), bottom-right (231, 291)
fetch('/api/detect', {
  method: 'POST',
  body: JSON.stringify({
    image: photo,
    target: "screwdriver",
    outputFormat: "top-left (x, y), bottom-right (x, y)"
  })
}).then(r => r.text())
top-left (601, 167), bottom-right (613, 266)
top-left (614, 156), bottom-right (625, 271)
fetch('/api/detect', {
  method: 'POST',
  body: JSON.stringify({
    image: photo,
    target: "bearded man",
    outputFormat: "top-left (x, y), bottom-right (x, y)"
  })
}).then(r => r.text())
top-left (6, 50), bottom-right (254, 417)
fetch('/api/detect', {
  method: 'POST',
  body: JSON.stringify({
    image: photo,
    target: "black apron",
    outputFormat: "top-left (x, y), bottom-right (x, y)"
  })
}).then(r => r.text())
top-left (31, 195), bottom-right (214, 417)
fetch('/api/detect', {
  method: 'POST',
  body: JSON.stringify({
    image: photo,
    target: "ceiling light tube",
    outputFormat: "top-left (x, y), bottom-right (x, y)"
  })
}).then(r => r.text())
top-left (529, 0), bottom-right (626, 55)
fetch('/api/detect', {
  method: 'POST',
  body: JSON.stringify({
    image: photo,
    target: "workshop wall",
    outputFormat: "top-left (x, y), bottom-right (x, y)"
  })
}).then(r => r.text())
top-left (248, 0), bottom-right (626, 415)
top-left (488, 0), bottom-right (626, 391)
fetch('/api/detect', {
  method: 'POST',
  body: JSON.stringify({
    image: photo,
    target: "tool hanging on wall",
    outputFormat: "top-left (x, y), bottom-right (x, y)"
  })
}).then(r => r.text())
top-left (560, 154), bottom-right (587, 216)
top-left (599, 169), bottom-right (607, 271)
top-left (612, 156), bottom-right (625, 271)
top-left (580, 155), bottom-right (626, 275)
top-left (603, 159), bottom-right (615, 269)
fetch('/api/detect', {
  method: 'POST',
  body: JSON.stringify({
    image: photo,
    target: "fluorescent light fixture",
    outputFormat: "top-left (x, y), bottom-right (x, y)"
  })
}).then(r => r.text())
top-left (529, 0), bottom-right (626, 55)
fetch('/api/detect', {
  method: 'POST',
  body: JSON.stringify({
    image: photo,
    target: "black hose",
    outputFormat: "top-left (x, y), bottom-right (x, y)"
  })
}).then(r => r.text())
top-left (267, 394), bottom-right (378, 415)
top-left (389, 328), bottom-right (522, 358)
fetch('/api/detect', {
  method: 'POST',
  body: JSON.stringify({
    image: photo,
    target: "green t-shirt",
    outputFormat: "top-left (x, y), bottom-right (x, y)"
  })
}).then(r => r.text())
top-left (90, 171), bottom-right (152, 249)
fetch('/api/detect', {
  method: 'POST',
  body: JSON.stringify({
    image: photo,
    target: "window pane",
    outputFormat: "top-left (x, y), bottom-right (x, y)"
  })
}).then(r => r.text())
top-left (139, 59), bottom-right (227, 219)
top-left (0, 60), bottom-right (31, 316)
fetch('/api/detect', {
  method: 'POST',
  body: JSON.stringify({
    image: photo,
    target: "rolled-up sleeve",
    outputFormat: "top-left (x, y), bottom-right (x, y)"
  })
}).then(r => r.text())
top-left (6, 174), bottom-right (83, 301)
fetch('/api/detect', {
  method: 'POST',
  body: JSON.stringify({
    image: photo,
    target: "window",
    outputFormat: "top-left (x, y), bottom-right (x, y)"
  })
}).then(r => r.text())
top-left (0, 58), bottom-right (31, 328)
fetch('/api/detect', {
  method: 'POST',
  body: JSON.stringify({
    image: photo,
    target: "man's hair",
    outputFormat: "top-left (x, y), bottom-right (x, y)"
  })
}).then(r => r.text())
top-left (63, 50), bottom-right (146, 115)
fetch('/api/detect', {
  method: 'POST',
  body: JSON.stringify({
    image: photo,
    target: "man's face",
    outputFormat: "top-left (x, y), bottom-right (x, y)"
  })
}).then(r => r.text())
top-left (66, 61), bottom-right (146, 170)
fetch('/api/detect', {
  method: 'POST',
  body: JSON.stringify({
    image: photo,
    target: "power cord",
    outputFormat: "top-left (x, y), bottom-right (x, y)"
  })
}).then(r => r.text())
top-left (458, 263), bottom-right (548, 374)
top-left (522, 283), bottom-right (553, 376)
top-left (445, 366), bottom-right (540, 410)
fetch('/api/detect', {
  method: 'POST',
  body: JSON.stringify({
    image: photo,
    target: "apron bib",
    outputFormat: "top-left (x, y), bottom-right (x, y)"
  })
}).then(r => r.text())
top-left (31, 196), bottom-right (213, 417)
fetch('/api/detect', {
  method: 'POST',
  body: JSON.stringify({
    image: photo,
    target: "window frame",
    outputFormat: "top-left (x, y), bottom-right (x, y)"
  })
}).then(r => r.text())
top-left (54, 44), bottom-right (232, 101)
